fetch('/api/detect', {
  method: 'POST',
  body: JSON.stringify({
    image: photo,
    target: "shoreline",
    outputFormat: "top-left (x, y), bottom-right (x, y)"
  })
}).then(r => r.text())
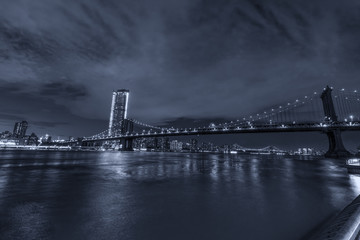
top-left (307, 194), bottom-right (360, 240)
top-left (0, 145), bottom-right (325, 156)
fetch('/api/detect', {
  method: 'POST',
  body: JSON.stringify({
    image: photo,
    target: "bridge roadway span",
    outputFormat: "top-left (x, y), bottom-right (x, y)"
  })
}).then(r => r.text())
top-left (83, 122), bottom-right (360, 142)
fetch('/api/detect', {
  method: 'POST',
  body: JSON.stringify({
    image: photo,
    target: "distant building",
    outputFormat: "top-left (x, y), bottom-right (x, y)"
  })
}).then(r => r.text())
top-left (146, 138), bottom-right (156, 149)
top-left (231, 144), bottom-right (242, 151)
top-left (108, 89), bottom-right (129, 136)
top-left (40, 134), bottom-right (52, 144)
top-left (0, 131), bottom-right (12, 139)
top-left (296, 148), bottom-right (314, 155)
top-left (190, 139), bottom-right (198, 152)
top-left (201, 142), bottom-right (214, 152)
top-left (26, 133), bottom-right (39, 146)
top-left (13, 121), bottom-right (28, 138)
top-left (170, 140), bottom-right (183, 151)
top-left (164, 137), bottom-right (170, 150)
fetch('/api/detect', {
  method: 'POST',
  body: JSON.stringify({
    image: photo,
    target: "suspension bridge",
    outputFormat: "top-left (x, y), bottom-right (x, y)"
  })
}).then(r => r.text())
top-left (79, 86), bottom-right (360, 158)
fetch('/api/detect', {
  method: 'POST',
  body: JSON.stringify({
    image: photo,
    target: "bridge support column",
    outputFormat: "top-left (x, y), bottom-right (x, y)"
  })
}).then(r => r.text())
top-left (121, 138), bottom-right (133, 151)
top-left (325, 129), bottom-right (350, 158)
top-left (321, 86), bottom-right (351, 158)
top-left (119, 119), bottom-right (134, 151)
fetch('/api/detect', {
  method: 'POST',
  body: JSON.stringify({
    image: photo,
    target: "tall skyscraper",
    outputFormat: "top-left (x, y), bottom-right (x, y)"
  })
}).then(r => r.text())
top-left (13, 121), bottom-right (28, 138)
top-left (108, 89), bottom-right (129, 136)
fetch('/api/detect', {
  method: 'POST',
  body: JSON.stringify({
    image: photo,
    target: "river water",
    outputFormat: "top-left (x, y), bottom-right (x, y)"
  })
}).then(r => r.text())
top-left (0, 151), bottom-right (359, 240)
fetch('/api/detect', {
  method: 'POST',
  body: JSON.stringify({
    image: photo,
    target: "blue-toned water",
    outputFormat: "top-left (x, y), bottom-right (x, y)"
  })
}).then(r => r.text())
top-left (0, 151), bottom-right (359, 240)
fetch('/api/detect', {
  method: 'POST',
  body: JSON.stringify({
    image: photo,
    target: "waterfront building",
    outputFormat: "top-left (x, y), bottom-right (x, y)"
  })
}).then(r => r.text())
top-left (108, 89), bottom-right (129, 136)
top-left (13, 121), bottom-right (28, 138)
top-left (0, 131), bottom-right (12, 139)
top-left (190, 139), bottom-right (198, 152)
top-left (26, 133), bottom-right (39, 146)
top-left (170, 140), bottom-right (183, 151)
top-left (146, 138), bottom-right (156, 150)
top-left (200, 142), bottom-right (215, 152)
top-left (155, 138), bottom-right (167, 151)
top-left (296, 148), bottom-right (315, 155)
top-left (40, 134), bottom-right (52, 144)
top-left (164, 137), bottom-right (170, 150)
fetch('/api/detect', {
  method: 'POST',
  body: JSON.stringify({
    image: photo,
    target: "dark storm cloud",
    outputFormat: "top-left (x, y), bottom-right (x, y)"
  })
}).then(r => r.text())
top-left (0, 113), bottom-right (24, 121)
top-left (0, 21), bottom-right (58, 61)
top-left (0, 78), bottom-right (88, 100)
top-left (30, 120), bottom-right (68, 128)
top-left (0, 0), bottom-right (360, 137)
top-left (39, 80), bottom-right (88, 100)
top-left (0, 79), bottom-right (95, 136)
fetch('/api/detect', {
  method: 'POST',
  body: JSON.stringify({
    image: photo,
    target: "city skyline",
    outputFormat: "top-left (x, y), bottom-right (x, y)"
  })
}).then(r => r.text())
top-left (1, 85), bottom-right (360, 151)
top-left (0, 118), bottom-right (328, 155)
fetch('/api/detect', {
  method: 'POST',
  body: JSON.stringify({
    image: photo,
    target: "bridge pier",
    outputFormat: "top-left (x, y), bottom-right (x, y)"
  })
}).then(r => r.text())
top-left (121, 138), bottom-right (133, 151)
top-left (321, 86), bottom-right (351, 158)
top-left (325, 129), bottom-right (350, 158)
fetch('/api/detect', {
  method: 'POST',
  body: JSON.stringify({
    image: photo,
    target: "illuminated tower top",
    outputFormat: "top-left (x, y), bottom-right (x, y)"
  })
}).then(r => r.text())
top-left (108, 89), bottom-right (129, 136)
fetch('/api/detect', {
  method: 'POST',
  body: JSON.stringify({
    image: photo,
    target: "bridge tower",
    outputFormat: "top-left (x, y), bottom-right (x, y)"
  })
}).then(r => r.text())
top-left (321, 86), bottom-right (350, 158)
top-left (109, 89), bottom-right (129, 137)
top-left (120, 119), bottom-right (134, 151)
top-left (108, 89), bottom-right (134, 151)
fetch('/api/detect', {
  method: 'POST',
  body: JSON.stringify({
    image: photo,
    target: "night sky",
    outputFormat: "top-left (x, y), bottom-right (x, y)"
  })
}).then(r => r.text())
top-left (0, 0), bottom-right (359, 149)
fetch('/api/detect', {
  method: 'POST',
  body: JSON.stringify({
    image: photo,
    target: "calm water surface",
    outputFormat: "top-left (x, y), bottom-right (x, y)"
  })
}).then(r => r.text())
top-left (0, 151), bottom-right (359, 240)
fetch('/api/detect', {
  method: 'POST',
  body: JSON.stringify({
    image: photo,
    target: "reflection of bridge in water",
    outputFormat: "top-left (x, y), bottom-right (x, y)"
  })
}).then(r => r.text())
top-left (79, 86), bottom-right (360, 158)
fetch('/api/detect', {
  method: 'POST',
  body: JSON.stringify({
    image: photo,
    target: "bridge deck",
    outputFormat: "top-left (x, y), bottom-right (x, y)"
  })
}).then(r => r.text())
top-left (83, 122), bottom-right (360, 142)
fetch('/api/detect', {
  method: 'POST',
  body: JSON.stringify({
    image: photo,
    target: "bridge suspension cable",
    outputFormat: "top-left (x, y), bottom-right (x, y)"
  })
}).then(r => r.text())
top-left (128, 119), bottom-right (166, 130)
top-left (214, 90), bottom-right (325, 129)
top-left (333, 88), bottom-right (360, 122)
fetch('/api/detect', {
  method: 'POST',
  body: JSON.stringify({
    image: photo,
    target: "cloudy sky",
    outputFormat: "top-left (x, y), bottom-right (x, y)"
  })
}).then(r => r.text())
top-left (0, 0), bottom-right (360, 145)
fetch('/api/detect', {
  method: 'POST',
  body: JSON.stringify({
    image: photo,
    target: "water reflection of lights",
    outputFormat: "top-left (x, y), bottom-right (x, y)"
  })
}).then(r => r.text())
top-left (250, 158), bottom-right (260, 184)
top-left (0, 172), bottom-right (9, 200)
top-left (347, 158), bottom-right (360, 166)
top-left (349, 175), bottom-right (360, 195)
